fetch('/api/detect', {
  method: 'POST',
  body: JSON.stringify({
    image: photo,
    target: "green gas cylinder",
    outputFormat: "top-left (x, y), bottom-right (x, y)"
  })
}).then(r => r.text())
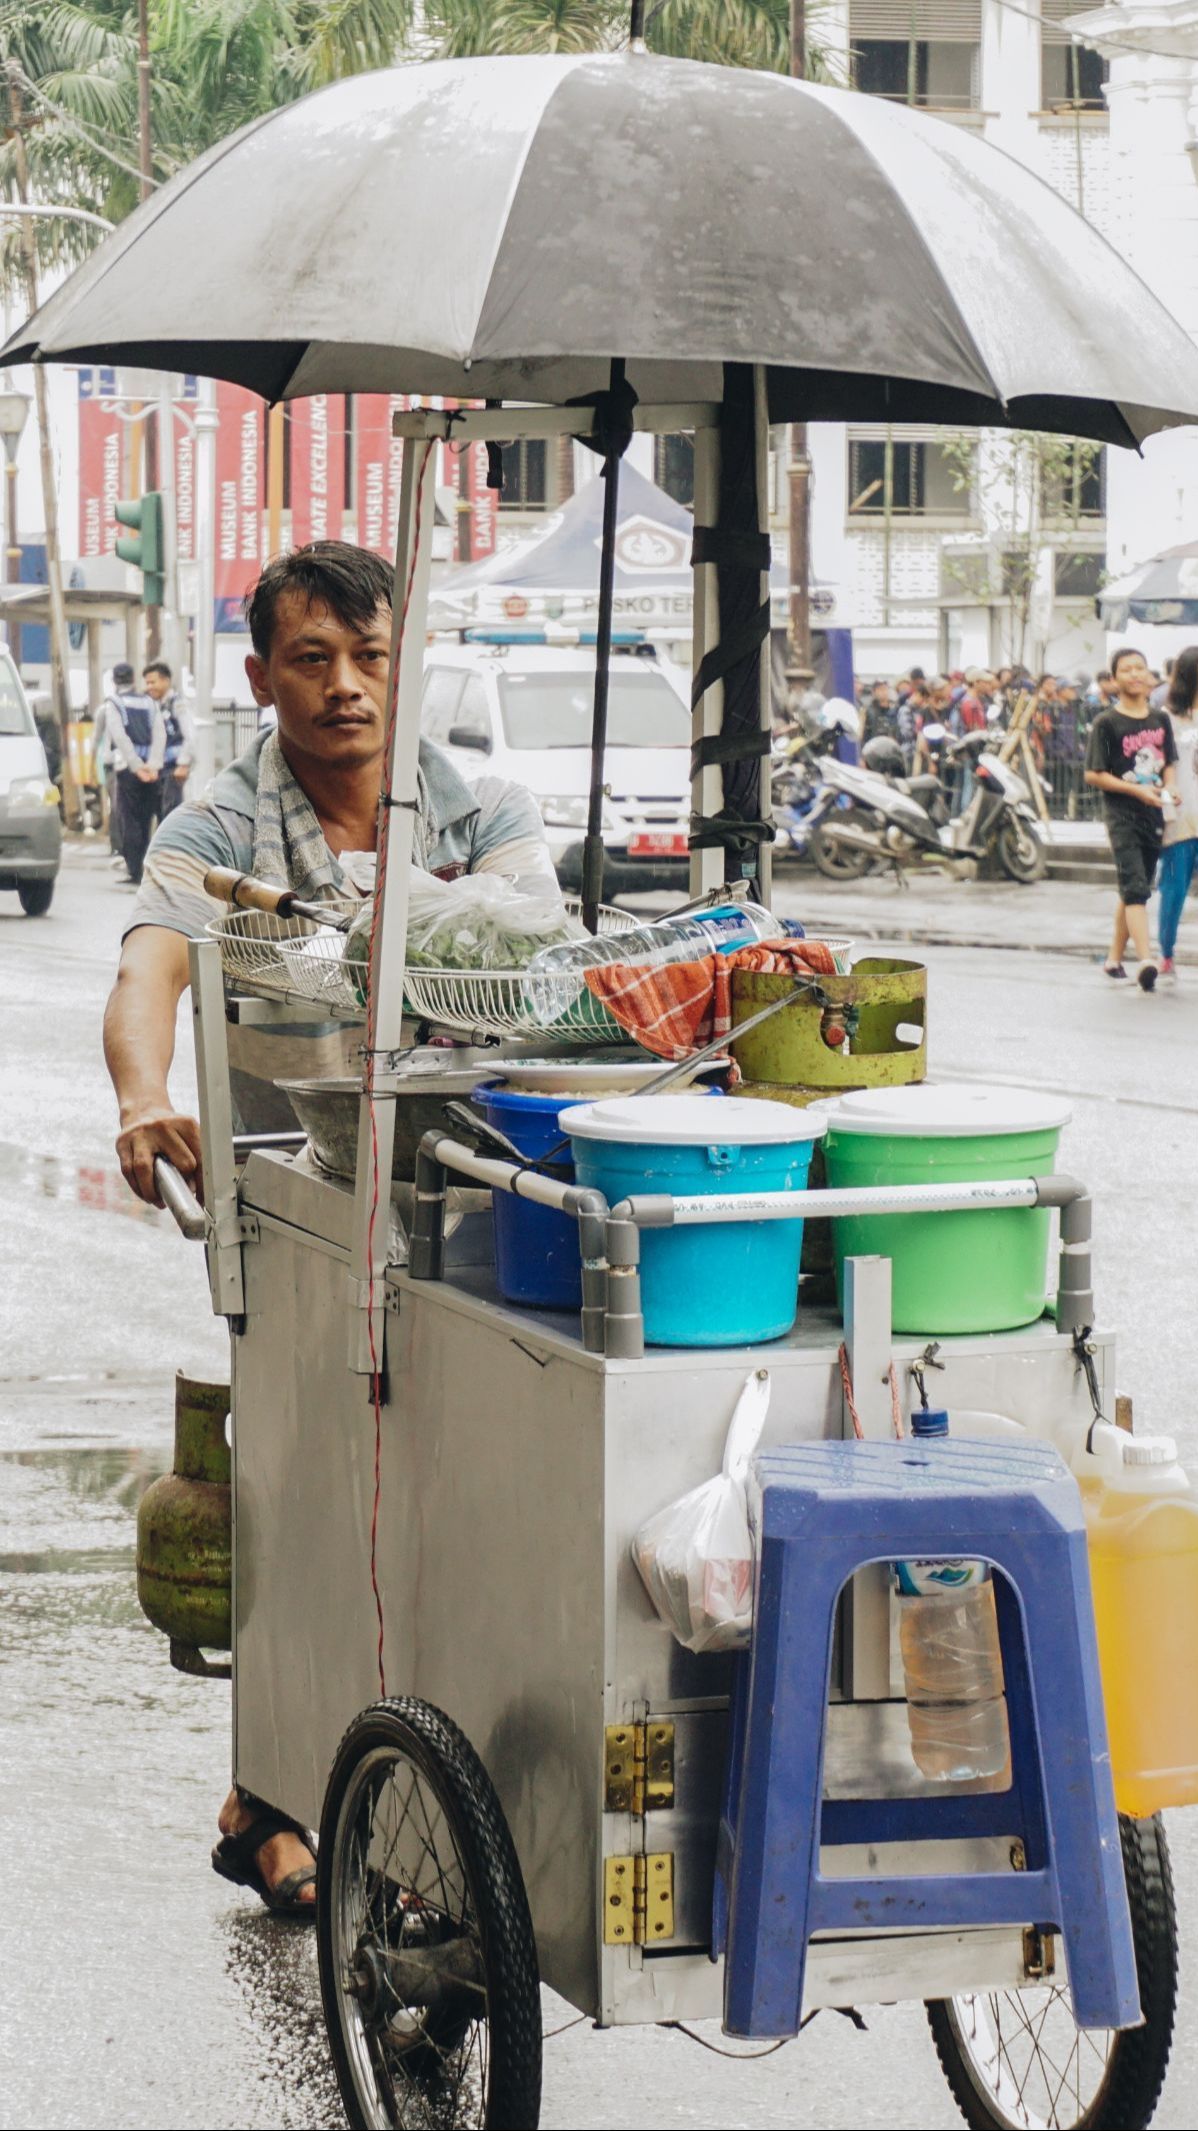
top-left (136, 1373), bottom-right (232, 1678)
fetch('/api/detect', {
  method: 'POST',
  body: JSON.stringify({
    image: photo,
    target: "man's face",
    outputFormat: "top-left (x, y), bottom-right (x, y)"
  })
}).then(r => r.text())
top-left (875, 684), bottom-right (892, 707)
top-left (1113, 652), bottom-right (1153, 703)
top-left (246, 593), bottom-right (391, 772)
top-left (143, 669), bottom-right (170, 702)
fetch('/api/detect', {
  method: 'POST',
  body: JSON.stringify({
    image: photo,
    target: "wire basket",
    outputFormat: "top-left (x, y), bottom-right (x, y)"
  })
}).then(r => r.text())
top-left (206, 903), bottom-right (359, 1002)
top-left (273, 894), bottom-right (637, 1037)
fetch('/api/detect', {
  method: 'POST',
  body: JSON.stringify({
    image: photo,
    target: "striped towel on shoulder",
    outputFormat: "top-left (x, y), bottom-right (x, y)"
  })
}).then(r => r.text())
top-left (583, 939), bottom-right (839, 1060)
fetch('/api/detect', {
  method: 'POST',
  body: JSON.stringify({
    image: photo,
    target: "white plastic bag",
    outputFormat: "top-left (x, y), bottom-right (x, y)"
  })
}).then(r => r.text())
top-left (348, 866), bottom-right (580, 975)
top-left (631, 1370), bottom-right (770, 1653)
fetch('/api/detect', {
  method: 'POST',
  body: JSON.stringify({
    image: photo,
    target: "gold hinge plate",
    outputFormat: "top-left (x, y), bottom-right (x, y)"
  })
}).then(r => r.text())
top-left (604, 1852), bottom-right (675, 1945)
top-left (604, 1720), bottom-right (675, 1815)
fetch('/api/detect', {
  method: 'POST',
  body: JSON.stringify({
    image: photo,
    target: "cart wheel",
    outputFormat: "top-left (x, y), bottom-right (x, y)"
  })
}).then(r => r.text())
top-left (927, 1814), bottom-right (1176, 2130)
top-left (317, 1697), bottom-right (542, 2131)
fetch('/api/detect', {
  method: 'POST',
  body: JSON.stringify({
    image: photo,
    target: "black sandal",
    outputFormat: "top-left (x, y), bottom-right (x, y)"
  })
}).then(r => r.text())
top-left (211, 1789), bottom-right (317, 1919)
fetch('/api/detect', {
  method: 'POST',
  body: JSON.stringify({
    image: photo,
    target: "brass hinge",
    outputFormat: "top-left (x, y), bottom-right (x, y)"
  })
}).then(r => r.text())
top-left (604, 1721), bottom-right (675, 1815)
top-left (1023, 1926), bottom-right (1056, 1981)
top-left (604, 1852), bottom-right (675, 1945)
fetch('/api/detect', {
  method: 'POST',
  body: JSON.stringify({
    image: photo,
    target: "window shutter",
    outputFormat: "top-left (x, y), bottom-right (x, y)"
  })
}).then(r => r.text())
top-left (849, 0), bottom-right (981, 41)
top-left (1041, 0), bottom-right (1102, 47)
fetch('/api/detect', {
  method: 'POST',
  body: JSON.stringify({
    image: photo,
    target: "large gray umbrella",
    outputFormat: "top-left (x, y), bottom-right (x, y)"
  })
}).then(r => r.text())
top-left (8, 51), bottom-right (1198, 447)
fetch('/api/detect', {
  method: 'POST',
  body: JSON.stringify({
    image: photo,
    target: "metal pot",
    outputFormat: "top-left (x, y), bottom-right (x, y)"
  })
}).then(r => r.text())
top-left (278, 1065), bottom-right (493, 1182)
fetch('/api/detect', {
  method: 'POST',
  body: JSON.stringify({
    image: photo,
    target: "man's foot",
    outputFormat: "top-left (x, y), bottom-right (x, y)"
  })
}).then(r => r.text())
top-left (1102, 961), bottom-right (1127, 979)
top-left (215, 1787), bottom-right (316, 1912)
top-left (1137, 961), bottom-right (1158, 992)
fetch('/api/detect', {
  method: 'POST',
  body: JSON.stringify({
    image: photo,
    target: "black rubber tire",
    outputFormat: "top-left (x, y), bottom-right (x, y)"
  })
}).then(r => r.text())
top-left (928, 1813), bottom-right (1177, 2130)
top-left (17, 879), bottom-right (54, 916)
top-left (809, 817), bottom-right (873, 879)
top-left (995, 816), bottom-right (1047, 884)
top-left (318, 1697), bottom-right (542, 2131)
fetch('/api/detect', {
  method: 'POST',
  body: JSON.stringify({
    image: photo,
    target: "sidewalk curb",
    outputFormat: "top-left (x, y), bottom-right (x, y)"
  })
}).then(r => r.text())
top-left (814, 912), bottom-right (1198, 970)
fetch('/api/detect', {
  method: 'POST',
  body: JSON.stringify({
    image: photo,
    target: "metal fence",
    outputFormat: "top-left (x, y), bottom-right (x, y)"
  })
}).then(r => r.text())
top-left (1041, 755), bottom-right (1100, 823)
top-left (214, 703), bottom-right (260, 771)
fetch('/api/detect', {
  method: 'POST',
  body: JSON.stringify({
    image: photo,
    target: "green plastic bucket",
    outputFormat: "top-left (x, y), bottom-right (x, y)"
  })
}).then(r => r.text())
top-left (818, 1084), bottom-right (1073, 1335)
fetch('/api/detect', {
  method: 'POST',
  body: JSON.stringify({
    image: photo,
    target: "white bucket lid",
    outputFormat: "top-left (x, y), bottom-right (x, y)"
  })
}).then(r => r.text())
top-left (814, 1082), bottom-right (1072, 1138)
top-left (560, 1094), bottom-right (826, 1146)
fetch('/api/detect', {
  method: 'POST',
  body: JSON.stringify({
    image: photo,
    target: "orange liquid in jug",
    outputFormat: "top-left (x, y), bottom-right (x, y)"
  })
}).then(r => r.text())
top-left (1083, 1484), bottom-right (1198, 1817)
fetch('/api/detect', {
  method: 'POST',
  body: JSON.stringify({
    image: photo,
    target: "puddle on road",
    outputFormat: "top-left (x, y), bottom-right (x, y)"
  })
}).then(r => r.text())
top-left (0, 1136), bottom-right (162, 1223)
top-left (0, 1437), bottom-right (342, 2128)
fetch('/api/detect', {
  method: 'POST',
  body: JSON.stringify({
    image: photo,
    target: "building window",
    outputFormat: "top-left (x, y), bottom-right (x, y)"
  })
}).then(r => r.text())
top-left (848, 435), bottom-right (972, 518)
top-left (849, 0), bottom-right (980, 109)
top-left (497, 437), bottom-right (548, 511)
top-left (1054, 550), bottom-right (1104, 598)
top-left (1041, 1), bottom-right (1108, 109)
top-left (853, 38), bottom-right (978, 108)
top-left (654, 433), bottom-right (695, 507)
top-left (1042, 443), bottom-right (1105, 522)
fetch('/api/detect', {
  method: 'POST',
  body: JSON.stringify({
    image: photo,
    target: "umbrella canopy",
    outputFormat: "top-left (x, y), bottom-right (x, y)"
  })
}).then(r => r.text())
top-left (1099, 542), bottom-right (1198, 629)
top-left (8, 52), bottom-right (1198, 447)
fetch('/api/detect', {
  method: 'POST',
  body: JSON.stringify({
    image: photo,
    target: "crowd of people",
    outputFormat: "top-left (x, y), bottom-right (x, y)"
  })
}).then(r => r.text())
top-left (845, 649), bottom-right (1198, 987)
top-left (855, 663), bottom-right (1120, 808)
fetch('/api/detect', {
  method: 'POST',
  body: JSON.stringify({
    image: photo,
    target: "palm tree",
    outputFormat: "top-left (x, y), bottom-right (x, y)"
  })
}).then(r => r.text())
top-left (427, 0), bottom-right (836, 77)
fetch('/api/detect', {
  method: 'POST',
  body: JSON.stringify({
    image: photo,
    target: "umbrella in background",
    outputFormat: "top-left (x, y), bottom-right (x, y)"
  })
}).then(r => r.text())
top-left (13, 50), bottom-right (1198, 920)
top-left (1099, 543), bottom-right (1198, 631)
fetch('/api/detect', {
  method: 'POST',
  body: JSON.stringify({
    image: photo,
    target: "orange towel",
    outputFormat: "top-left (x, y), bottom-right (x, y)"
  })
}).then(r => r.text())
top-left (583, 938), bottom-right (839, 1060)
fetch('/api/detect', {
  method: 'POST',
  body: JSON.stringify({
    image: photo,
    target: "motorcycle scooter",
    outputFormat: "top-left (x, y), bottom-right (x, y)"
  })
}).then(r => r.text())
top-left (807, 732), bottom-right (1048, 884)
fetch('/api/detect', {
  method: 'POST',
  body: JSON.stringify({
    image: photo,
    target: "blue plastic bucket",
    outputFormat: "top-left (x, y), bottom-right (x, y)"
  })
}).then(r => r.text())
top-left (563, 1096), bottom-right (825, 1347)
top-left (475, 1083), bottom-right (582, 1309)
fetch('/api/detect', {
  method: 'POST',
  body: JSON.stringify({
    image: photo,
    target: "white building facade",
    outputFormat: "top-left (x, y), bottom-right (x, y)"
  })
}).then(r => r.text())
top-left (803, 0), bottom-right (1198, 680)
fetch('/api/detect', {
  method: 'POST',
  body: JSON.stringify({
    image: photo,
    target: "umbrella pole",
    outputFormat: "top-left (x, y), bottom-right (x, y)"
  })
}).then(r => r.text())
top-left (581, 358), bottom-right (626, 935)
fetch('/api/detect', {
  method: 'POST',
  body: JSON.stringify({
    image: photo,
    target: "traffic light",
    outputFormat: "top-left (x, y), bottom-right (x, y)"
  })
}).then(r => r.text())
top-left (114, 490), bottom-right (165, 607)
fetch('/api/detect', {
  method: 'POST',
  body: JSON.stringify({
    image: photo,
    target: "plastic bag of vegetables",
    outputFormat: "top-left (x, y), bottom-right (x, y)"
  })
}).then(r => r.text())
top-left (345, 867), bottom-right (582, 985)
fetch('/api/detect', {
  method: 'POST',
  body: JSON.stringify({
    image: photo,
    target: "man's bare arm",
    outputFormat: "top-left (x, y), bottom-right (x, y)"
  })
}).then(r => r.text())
top-left (1083, 767), bottom-right (1164, 808)
top-left (104, 926), bottom-right (202, 1206)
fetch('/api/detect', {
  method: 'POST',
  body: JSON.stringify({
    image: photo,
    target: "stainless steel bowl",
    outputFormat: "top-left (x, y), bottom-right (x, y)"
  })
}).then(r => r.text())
top-left (277, 1065), bottom-right (492, 1182)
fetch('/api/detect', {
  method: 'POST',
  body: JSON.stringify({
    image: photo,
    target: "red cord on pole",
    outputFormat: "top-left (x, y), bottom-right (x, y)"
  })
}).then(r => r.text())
top-left (363, 437), bottom-right (437, 1699)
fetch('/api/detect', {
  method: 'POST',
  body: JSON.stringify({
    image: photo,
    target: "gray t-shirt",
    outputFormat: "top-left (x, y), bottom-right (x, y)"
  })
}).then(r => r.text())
top-left (125, 732), bottom-right (559, 1130)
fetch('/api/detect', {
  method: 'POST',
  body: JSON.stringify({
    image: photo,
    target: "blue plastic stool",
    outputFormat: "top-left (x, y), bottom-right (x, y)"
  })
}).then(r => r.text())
top-left (716, 1437), bottom-right (1139, 2039)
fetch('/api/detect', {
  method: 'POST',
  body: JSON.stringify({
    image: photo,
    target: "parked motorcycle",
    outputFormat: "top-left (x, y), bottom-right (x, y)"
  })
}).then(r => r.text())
top-left (771, 730), bottom-right (869, 877)
top-left (805, 732), bottom-right (1048, 885)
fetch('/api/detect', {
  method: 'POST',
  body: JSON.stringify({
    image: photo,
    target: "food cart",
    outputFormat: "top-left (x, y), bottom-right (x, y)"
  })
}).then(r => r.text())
top-left (16, 39), bottom-right (1198, 2131)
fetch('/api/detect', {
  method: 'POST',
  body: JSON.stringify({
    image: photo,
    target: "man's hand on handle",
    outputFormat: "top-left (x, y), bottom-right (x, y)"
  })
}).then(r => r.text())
top-left (117, 1106), bottom-right (203, 1209)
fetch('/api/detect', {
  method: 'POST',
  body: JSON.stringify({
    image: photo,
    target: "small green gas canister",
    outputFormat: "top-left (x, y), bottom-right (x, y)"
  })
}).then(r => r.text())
top-left (136, 1373), bottom-right (232, 1678)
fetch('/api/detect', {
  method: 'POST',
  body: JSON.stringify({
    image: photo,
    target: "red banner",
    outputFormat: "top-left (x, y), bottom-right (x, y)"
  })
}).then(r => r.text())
top-left (78, 387), bottom-right (125, 559)
top-left (174, 412), bottom-right (195, 566)
top-left (463, 438), bottom-right (498, 563)
top-left (289, 394), bottom-right (345, 547)
top-left (215, 384), bottom-right (264, 604)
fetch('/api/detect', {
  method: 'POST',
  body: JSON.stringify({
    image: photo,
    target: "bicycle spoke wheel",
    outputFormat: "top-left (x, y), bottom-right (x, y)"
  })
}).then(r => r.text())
top-left (928, 1815), bottom-right (1177, 2131)
top-left (318, 1698), bottom-right (541, 2131)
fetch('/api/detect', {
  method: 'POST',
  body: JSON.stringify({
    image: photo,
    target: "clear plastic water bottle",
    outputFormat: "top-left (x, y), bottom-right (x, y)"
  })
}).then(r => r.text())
top-left (896, 1410), bottom-right (1010, 1783)
top-left (523, 901), bottom-right (795, 1025)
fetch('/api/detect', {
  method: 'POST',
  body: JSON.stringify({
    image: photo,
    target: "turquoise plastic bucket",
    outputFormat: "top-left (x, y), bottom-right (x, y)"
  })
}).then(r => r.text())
top-left (562, 1096), bottom-right (824, 1348)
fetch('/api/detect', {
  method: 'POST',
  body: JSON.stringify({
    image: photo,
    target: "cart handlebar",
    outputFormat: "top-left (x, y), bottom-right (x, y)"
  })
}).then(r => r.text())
top-left (154, 1158), bottom-right (208, 1241)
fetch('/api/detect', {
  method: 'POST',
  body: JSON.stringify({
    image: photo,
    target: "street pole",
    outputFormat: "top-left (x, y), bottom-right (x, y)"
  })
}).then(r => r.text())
top-left (7, 65), bottom-right (75, 799)
top-left (135, 0), bottom-right (161, 659)
top-left (787, 0), bottom-right (813, 699)
top-left (4, 428), bottom-right (21, 667)
top-left (192, 378), bottom-right (218, 789)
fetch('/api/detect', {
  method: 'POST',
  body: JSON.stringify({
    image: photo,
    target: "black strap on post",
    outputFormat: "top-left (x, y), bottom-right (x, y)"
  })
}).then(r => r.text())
top-left (579, 359), bottom-right (638, 932)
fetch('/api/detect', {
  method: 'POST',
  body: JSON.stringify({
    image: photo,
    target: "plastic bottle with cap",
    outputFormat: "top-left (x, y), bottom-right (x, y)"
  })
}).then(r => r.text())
top-left (895, 1409), bottom-right (1011, 1783)
top-left (521, 901), bottom-right (798, 1025)
top-left (1073, 1422), bottom-right (1198, 1815)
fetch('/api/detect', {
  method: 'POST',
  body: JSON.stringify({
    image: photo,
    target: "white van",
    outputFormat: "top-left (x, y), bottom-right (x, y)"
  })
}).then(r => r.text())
top-left (420, 642), bottom-right (690, 893)
top-left (0, 650), bottom-right (61, 916)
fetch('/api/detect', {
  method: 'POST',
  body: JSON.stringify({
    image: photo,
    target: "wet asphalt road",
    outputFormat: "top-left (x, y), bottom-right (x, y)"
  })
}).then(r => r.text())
top-left (3, 846), bottom-right (1198, 2130)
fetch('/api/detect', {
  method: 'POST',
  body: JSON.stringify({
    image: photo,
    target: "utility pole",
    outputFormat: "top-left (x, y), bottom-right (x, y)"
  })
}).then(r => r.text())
top-left (135, 0), bottom-right (162, 660)
top-left (787, 0), bottom-right (813, 699)
top-left (6, 64), bottom-right (74, 781)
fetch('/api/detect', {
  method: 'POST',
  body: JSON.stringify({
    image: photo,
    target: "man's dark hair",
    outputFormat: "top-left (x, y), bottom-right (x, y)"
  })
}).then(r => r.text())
top-left (244, 540), bottom-right (392, 659)
top-left (1110, 645), bottom-right (1146, 678)
top-left (143, 659), bottom-right (172, 682)
top-left (1167, 645), bottom-right (1198, 716)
